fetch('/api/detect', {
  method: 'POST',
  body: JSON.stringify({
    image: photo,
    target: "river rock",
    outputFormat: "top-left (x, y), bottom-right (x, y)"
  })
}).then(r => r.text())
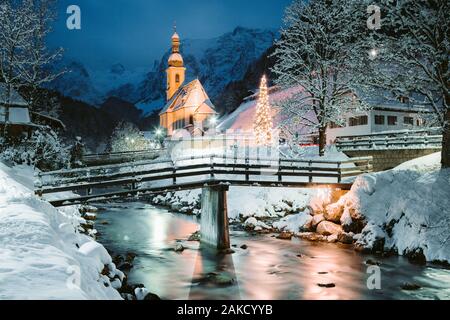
top-left (174, 243), bottom-right (185, 252)
top-left (297, 232), bottom-right (327, 242)
top-left (126, 252), bottom-right (137, 263)
top-left (318, 283), bottom-right (336, 288)
top-left (195, 272), bottom-right (235, 287)
top-left (348, 207), bottom-right (364, 221)
top-left (277, 231), bottom-right (293, 240)
top-left (119, 262), bottom-right (133, 270)
top-left (405, 249), bottom-right (427, 265)
top-left (83, 213), bottom-right (97, 221)
top-left (337, 232), bottom-right (354, 244)
top-left (327, 234), bottom-right (338, 243)
top-left (401, 283), bottom-right (421, 291)
top-left (341, 210), bottom-right (366, 234)
top-left (144, 293), bottom-right (161, 300)
top-left (244, 217), bottom-right (258, 229)
top-left (188, 231), bottom-right (201, 242)
top-left (311, 214), bottom-right (325, 229)
top-left (324, 203), bottom-right (344, 223)
top-left (316, 221), bottom-right (343, 236)
top-left (365, 259), bottom-right (381, 266)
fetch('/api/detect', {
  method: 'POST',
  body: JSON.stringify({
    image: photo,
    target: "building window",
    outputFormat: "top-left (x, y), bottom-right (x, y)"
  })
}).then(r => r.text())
top-left (416, 118), bottom-right (425, 127)
top-left (175, 74), bottom-right (180, 83)
top-left (329, 122), bottom-right (343, 129)
top-left (404, 116), bottom-right (414, 126)
top-left (388, 116), bottom-right (397, 126)
top-left (374, 115), bottom-right (385, 125)
top-left (189, 115), bottom-right (194, 125)
top-left (172, 119), bottom-right (186, 130)
top-left (349, 115), bottom-right (368, 127)
top-left (398, 96), bottom-right (410, 104)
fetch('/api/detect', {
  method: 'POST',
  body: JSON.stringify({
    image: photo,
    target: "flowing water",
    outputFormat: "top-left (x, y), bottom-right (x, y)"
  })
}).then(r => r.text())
top-left (95, 201), bottom-right (450, 300)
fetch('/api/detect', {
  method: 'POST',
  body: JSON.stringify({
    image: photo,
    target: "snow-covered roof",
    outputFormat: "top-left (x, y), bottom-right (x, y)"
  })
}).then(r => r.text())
top-left (160, 79), bottom-right (217, 115)
top-left (0, 83), bottom-right (28, 107)
top-left (218, 85), bottom-right (317, 134)
top-left (356, 88), bottom-right (433, 113)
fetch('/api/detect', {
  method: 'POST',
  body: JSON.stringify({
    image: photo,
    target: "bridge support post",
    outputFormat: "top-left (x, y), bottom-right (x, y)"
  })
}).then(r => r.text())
top-left (200, 185), bottom-right (230, 250)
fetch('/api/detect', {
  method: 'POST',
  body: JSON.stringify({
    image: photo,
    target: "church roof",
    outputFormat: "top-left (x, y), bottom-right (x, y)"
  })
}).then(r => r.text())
top-left (160, 79), bottom-right (217, 115)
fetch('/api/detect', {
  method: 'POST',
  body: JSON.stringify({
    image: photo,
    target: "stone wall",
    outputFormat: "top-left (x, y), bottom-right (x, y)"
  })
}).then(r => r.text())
top-left (344, 148), bottom-right (441, 172)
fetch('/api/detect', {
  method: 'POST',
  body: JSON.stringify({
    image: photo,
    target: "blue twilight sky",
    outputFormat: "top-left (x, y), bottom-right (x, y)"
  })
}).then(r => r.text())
top-left (48, 0), bottom-right (293, 69)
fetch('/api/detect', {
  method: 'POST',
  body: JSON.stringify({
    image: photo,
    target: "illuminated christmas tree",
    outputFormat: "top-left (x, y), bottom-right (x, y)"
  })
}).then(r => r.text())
top-left (253, 75), bottom-right (273, 146)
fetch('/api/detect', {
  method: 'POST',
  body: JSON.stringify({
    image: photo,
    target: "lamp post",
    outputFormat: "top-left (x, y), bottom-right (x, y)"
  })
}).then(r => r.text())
top-left (155, 128), bottom-right (164, 148)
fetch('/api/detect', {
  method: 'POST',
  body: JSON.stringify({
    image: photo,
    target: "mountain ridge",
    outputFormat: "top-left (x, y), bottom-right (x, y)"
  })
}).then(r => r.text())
top-left (49, 27), bottom-right (278, 115)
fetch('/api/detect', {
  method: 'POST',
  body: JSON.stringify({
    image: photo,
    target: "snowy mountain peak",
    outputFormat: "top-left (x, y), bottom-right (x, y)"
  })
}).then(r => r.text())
top-left (48, 27), bottom-right (278, 113)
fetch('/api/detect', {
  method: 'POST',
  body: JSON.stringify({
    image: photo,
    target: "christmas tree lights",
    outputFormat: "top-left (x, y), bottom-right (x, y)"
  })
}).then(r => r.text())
top-left (253, 75), bottom-right (273, 146)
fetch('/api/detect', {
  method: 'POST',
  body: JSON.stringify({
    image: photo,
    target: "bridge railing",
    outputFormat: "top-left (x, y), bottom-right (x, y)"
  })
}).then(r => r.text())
top-left (335, 128), bottom-right (442, 151)
top-left (35, 155), bottom-right (373, 199)
top-left (82, 148), bottom-right (165, 166)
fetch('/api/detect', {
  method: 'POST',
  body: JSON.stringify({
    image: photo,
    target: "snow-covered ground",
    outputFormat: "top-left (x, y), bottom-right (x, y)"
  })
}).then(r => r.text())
top-left (337, 152), bottom-right (450, 263)
top-left (0, 162), bottom-right (122, 300)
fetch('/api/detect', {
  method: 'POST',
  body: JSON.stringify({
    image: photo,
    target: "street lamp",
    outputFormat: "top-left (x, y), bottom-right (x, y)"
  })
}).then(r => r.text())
top-left (369, 48), bottom-right (378, 60)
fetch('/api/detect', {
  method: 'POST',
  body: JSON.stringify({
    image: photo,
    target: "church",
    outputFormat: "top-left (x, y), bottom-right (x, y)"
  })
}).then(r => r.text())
top-left (159, 30), bottom-right (218, 137)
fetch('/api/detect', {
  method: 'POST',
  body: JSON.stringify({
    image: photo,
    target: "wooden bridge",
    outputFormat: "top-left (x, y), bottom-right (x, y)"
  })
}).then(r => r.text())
top-left (335, 128), bottom-right (442, 151)
top-left (35, 154), bottom-right (372, 249)
top-left (82, 149), bottom-right (164, 166)
top-left (336, 128), bottom-right (442, 171)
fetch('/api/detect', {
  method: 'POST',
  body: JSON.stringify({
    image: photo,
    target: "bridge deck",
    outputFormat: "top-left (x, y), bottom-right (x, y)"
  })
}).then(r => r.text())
top-left (47, 179), bottom-right (355, 207)
top-left (35, 155), bottom-right (373, 207)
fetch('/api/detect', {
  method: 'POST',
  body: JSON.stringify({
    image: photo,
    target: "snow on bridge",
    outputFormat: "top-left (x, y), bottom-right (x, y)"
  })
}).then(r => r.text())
top-left (35, 154), bottom-right (372, 206)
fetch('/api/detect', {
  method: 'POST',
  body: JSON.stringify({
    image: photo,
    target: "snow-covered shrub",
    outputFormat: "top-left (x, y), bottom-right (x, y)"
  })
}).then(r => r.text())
top-left (0, 128), bottom-right (69, 171)
top-left (110, 121), bottom-right (149, 152)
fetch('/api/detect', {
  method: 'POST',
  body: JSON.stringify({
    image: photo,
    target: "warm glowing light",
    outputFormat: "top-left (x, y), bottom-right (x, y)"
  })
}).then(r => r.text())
top-left (369, 48), bottom-right (378, 59)
top-left (254, 75), bottom-right (273, 146)
top-left (209, 117), bottom-right (217, 125)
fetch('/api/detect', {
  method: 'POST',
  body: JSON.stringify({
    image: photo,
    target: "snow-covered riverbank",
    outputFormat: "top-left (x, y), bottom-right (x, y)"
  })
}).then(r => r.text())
top-left (0, 162), bottom-right (122, 300)
top-left (151, 152), bottom-right (450, 264)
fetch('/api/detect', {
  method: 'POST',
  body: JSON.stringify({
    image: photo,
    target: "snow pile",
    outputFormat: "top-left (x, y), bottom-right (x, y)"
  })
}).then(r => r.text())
top-left (228, 187), bottom-right (314, 220)
top-left (272, 211), bottom-right (313, 233)
top-left (152, 189), bottom-right (201, 215)
top-left (0, 162), bottom-right (122, 300)
top-left (331, 153), bottom-right (450, 263)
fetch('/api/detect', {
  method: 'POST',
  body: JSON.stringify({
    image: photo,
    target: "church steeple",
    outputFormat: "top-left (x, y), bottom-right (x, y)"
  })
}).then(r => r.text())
top-left (166, 25), bottom-right (185, 100)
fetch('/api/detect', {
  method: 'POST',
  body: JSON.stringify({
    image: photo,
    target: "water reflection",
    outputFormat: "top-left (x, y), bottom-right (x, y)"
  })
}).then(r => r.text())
top-left (95, 202), bottom-right (450, 300)
top-left (188, 245), bottom-right (241, 300)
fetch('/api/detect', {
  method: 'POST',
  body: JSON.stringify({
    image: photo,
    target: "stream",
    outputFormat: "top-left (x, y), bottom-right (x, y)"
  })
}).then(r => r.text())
top-left (95, 201), bottom-right (450, 300)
